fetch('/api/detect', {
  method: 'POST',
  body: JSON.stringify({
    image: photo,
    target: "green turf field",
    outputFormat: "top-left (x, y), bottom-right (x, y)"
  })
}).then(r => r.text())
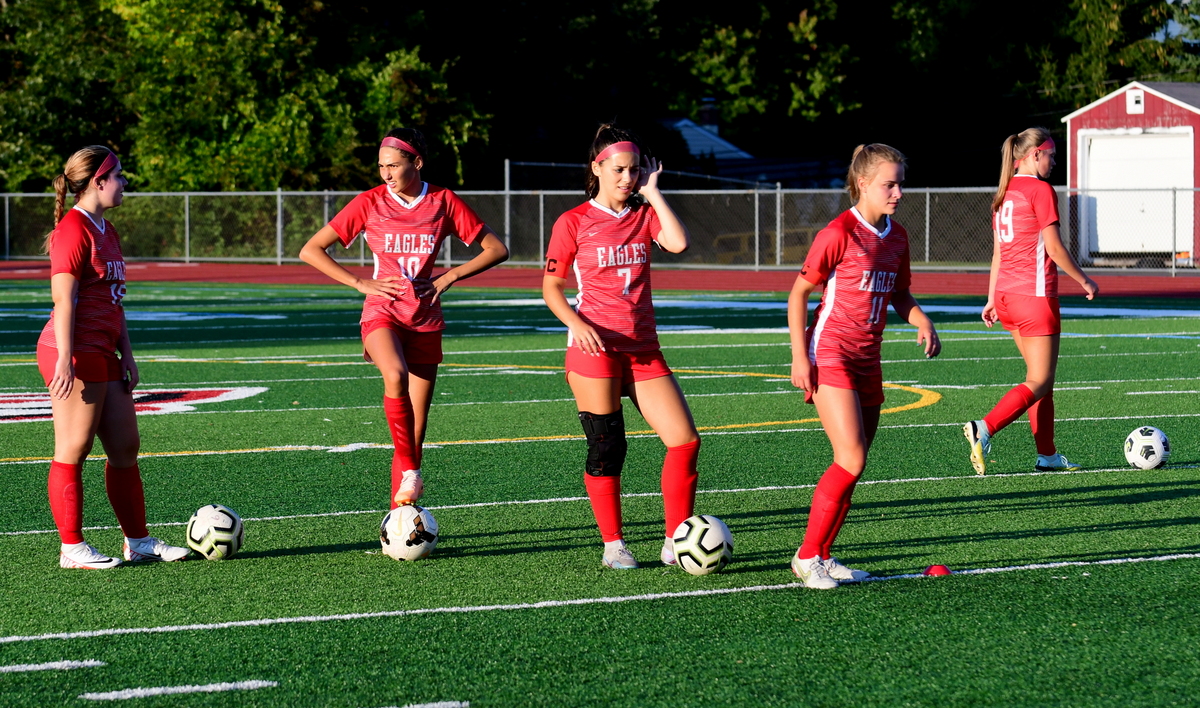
top-left (1, 279), bottom-right (1198, 707)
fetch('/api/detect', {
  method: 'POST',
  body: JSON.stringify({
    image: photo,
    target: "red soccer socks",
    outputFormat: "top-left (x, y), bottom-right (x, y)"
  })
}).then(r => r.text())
top-left (48, 461), bottom-right (84, 545)
top-left (1028, 392), bottom-right (1057, 456)
top-left (798, 463), bottom-right (859, 560)
top-left (383, 395), bottom-right (420, 507)
top-left (104, 462), bottom-right (149, 539)
top-left (662, 440), bottom-right (700, 536)
top-left (983, 384), bottom-right (1037, 438)
top-left (584, 474), bottom-right (623, 542)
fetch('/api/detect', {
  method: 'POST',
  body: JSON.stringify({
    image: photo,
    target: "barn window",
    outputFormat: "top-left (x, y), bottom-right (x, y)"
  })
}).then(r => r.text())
top-left (1126, 89), bottom-right (1145, 114)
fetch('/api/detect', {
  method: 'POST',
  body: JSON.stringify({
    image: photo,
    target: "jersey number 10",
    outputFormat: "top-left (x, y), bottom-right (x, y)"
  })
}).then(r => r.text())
top-left (996, 200), bottom-right (1015, 243)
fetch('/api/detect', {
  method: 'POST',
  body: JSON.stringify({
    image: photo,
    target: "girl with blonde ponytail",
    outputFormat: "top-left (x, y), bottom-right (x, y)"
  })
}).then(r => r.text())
top-left (964, 128), bottom-right (1099, 476)
top-left (38, 146), bottom-right (190, 569)
top-left (785, 144), bottom-right (940, 589)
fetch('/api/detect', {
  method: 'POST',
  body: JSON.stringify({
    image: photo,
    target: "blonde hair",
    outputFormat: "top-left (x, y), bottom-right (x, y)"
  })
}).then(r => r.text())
top-left (846, 144), bottom-right (906, 201)
top-left (993, 127), bottom-right (1052, 212)
top-left (45, 146), bottom-right (116, 254)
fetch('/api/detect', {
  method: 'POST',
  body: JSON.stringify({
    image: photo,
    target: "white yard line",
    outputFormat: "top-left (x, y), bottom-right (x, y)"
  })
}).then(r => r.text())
top-left (0, 659), bottom-right (105, 673)
top-left (78, 680), bottom-right (278, 701)
top-left (4, 553), bottom-right (1198, 646)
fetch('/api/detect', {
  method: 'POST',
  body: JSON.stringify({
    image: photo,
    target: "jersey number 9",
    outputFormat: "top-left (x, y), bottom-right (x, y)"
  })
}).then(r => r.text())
top-left (996, 201), bottom-right (1015, 243)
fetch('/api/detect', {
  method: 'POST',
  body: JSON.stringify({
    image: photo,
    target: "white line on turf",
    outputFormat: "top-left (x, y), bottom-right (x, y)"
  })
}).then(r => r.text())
top-left (77, 680), bottom-right (278, 701)
top-left (1126, 390), bottom-right (1200, 395)
top-left (5, 463), bottom-right (1196, 537)
top-left (382, 702), bottom-right (469, 708)
top-left (0, 659), bottom-right (105, 673)
top-left (5, 553), bottom-right (1199, 646)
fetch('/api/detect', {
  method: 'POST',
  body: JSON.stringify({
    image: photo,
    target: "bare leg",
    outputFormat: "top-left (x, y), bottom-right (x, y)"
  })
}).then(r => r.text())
top-left (407, 363), bottom-right (439, 467)
top-left (812, 386), bottom-right (869, 476)
top-left (626, 375), bottom-right (699, 447)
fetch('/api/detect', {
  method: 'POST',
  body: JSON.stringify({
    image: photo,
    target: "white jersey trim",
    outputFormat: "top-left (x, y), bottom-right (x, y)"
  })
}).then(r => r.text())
top-left (387, 182), bottom-right (429, 210)
top-left (808, 268), bottom-right (837, 365)
top-left (849, 207), bottom-right (891, 239)
top-left (588, 199), bottom-right (631, 219)
top-left (567, 259), bottom-right (585, 349)
top-left (72, 206), bottom-right (106, 234)
top-left (371, 251), bottom-right (380, 280)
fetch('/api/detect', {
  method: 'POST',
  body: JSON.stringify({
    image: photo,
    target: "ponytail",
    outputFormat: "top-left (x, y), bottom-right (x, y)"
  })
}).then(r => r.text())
top-left (585, 123), bottom-right (644, 198)
top-left (993, 127), bottom-right (1053, 213)
top-left (42, 145), bottom-right (115, 254)
top-left (845, 143), bottom-right (906, 201)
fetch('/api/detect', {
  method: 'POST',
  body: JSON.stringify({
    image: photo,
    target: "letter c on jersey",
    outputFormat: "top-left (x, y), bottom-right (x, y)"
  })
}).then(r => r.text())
top-left (546, 258), bottom-right (558, 274)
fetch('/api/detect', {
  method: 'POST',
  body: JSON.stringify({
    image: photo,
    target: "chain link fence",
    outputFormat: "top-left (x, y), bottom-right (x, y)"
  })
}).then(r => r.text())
top-left (3, 188), bottom-right (1196, 273)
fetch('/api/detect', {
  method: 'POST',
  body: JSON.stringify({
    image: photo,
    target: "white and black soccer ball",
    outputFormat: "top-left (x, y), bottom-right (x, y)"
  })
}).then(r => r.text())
top-left (671, 515), bottom-right (733, 576)
top-left (1124, 426), bottom-right (1170, 470)
top-left (186, 504), bottom-right (244, 560)
top-left (380, 505), bottom-right (439, 561)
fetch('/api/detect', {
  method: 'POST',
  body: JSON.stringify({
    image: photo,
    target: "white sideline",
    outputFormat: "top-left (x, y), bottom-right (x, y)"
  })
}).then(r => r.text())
top-left (4, 553), bottom-right (1199, 646)
top-left (387, 703), bottom-right (469, 708)
top-left (3, 463), bottom-right (1197, 537)
top-left (0, 659), bottom-right (105, 673)
top-left (78, 680), bottom-right (277, 701)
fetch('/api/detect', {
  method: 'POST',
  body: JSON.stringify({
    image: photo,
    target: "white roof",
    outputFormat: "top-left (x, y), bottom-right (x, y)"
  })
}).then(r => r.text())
top-left (1061, 81), bottom-right (1200, 122)
top-left (669, 119), bottom-right (754, 160)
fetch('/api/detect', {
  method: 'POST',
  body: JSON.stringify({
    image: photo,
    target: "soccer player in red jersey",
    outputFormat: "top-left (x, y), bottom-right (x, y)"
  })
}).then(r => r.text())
top-left (542, 125), bottom-right (698, 570)
top-left (39, 146), bottom-right (191, 569)
top-left (964, 127), bottom-right (1099, 475)
top-left (787, 144), bottom-right (941, 589)
top-left (300, 129), bottom-right (508, 509)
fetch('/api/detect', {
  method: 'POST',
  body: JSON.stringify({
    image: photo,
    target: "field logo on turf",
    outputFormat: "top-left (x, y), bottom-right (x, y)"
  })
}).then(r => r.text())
top-left (0, 387), bottom-right (269, 423)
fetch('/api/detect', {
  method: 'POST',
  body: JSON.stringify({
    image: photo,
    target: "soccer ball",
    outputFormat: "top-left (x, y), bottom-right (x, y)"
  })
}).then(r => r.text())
top-left (380, 505), bottom-right (439, 561)
top-left (1124, 426), bottom-right (1171, 470)
top-left (671, 515), bottom-right (733, 576)
top-left (186, 504), bottom-right (244, 560)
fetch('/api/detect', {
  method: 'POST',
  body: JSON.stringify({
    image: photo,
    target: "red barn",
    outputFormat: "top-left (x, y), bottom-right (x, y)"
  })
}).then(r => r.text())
top-left (1061, 81), bottom-right (1199, 266)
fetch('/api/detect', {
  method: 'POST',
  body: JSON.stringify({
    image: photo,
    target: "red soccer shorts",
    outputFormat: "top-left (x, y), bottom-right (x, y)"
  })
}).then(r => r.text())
top-left (37, 344), bottom-right (122, 385)
top-left (996, 292), bottom-right (1061, 337)
top-left (360, 320), bottom-right (443, 364)
top-left (565, 347), bottom-right (673, 386)
top-left (805, 360), bottom-right (885, 407)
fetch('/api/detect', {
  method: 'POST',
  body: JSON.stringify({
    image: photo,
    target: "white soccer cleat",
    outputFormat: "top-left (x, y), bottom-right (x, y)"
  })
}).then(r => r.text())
top-left (964, 420), bottom-right (991, 476)
top-left (123, 536), bottom-right (191, 563)
top-left (791, 553), bottom-right (839, 589)
top-left (602, 542), bottom-right (639, 570)
top-left (393, 468), bottom-right (424, 506)
top-left (823, 557), bottom-right (870, 582)
top-left (60, 542), bottom-right (122, 570)
top-left (1035, 453), bottom-right (1083, 472)
top-left (660, 537), bottom-right (677, 566)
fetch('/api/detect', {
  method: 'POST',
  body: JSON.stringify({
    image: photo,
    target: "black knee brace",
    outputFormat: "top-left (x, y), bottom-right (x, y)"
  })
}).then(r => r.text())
top-left (578, 409), bottom-right (627, 477)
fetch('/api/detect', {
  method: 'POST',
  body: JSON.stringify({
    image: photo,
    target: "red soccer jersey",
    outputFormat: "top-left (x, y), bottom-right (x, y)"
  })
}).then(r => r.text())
top-left (800, 208), bottom-right (912, 369)
top-left (38, 208), bottom-right (128, 354)
top-left (329, 183), bottom-right (487, 331)
top-left (545, 200), bottom-right (663, 353)
top-left (993, 174), bottom-right (1060, 298)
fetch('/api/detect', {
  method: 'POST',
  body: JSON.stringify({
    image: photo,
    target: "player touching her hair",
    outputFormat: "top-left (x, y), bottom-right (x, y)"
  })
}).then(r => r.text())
top-left (542, 124), bottom-right (699, 570)
top-left (300, 128), bottom-right (508, 509)
top-left (39, 146), bottom-right (191, 569)
top-left (963, 128), bottom-right (1098, 475)
top-left (787, 144), bottom-right (940, 589)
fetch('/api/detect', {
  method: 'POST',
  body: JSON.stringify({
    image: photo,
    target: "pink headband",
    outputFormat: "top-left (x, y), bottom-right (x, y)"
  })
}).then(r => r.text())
top-left (594, 141), bottom-right (641, 164)
top-left (93, 150), bottom-right (119, 184)
top-left (1015, 139), bottom-right (1055, 168)
top-left (380, 137), bottom-right (422, 161)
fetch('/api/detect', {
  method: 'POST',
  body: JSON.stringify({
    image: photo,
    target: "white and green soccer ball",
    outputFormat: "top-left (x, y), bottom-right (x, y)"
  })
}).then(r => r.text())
top-left (1124, 426), bottom-right (1170, 470)
top-left (671, 514), bottom-right (733, 576)
top-left (186, 504), bottom-right (244, 560)
top-left (380, 505), bottom-right (439, 561)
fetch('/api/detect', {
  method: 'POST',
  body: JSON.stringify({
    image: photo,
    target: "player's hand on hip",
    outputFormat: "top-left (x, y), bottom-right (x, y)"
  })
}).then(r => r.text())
top-left (48, 358), bottom-right (74, 400)
top-left (981, 300), bottom-right (998, 328)
top-left (791, 357), bottom-right (814, 393)
top-left (355, 276), bottom-right (404, 301)
top-left (571, 325), bottom-right (605, 356)
top-left (918, 325), bottom-right (941, 358)
top-left (415, 274), bottom-right (455, 304)
top-left (1081, 276), bottom-right (1099, 300)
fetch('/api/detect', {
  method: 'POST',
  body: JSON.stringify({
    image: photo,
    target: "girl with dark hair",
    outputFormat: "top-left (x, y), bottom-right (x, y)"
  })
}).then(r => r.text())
top-left (963, 128), bottom-right (1098, 475)
top-left (787, 144), bottom-right (940, 589)
top-left (542, 124), bottom-right (699, 570)
top-left (40, 146), bottom-right (191, 569)
top-left (300, 128), bottom-right (508, 510)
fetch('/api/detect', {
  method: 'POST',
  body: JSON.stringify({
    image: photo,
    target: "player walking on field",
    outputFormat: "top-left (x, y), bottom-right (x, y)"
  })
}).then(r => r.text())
top-left (787, 144), bottom-right (941, 589)
top-left (963, 127), bottom-right (1099, 476)
top-left (39, 146), bottom-right (191, 569)
top-left (542, 125), bottom-right (700, 570)
top-left (300, 129), bottom-right (508, 508)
